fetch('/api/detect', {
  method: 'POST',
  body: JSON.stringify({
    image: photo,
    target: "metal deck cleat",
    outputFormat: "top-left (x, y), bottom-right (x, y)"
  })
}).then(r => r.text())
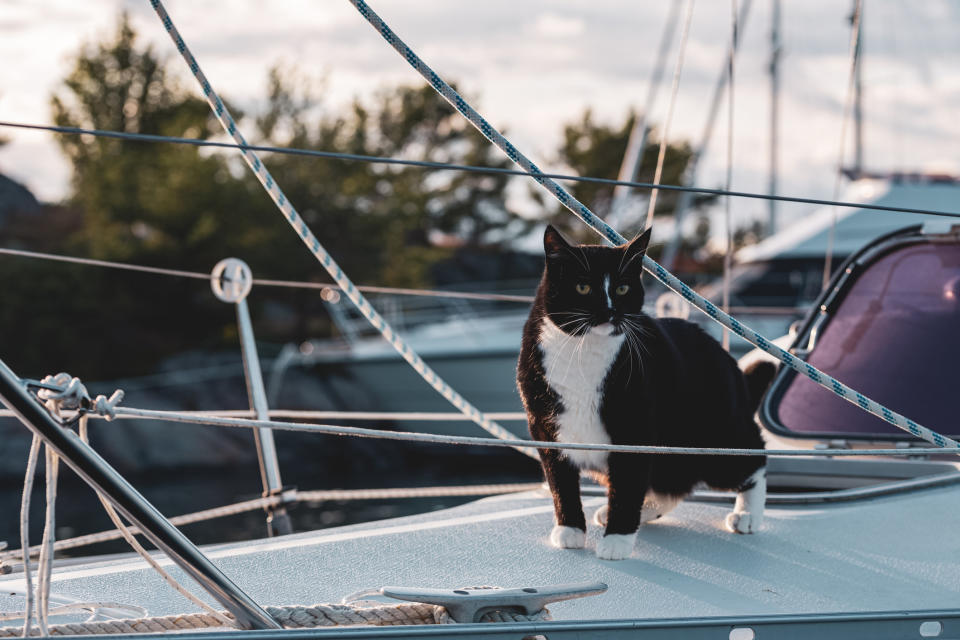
top-left (381, 582), bottom-right (607, 623)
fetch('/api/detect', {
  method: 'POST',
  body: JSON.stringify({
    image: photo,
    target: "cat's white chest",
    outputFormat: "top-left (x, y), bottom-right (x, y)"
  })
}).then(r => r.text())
top-left (538, 318), bottom-right (624, 470)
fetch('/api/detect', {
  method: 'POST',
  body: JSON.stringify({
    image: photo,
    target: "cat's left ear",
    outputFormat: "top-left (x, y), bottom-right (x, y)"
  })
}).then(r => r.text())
top-left (544, 225), bottom-right (573, 260)
top-left (623, 227), bottom-right (652, 265)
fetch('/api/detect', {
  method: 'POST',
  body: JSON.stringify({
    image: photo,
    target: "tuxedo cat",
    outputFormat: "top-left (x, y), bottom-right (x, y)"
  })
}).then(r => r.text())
top-left (516, 225), bottom-right (773, 560)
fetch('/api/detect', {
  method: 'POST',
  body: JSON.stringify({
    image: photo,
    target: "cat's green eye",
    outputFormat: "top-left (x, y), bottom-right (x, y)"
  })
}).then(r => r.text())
top-left (615, 284), bottom-right (630, 295)
top-left (575, 283), bottom-right (591, 295)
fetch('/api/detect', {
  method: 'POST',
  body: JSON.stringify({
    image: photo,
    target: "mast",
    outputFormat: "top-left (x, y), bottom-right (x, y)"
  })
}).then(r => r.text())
top-left (852, 0), bottom-right (864, 177)
top-left (660, 0), bottom-right (753, 271)
top-left (768, 0), bottom-right (781, 235)
top-left (609, 0), bottom-right (682, 226)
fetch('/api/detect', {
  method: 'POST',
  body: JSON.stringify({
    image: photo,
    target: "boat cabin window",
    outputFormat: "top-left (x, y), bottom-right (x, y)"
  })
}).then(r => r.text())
top-left (766, 239), bottom-right (960, 440)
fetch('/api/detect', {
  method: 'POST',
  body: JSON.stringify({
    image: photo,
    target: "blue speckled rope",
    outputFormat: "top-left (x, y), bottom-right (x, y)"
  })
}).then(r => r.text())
top-left (146, 0), bottom-right (536, 459)
top-left (350, 0), bottom-right (958, 450)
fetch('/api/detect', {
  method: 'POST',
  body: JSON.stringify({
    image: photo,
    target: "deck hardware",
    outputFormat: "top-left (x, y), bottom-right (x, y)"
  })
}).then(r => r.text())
top-left (380, 582), bottom-right (607, 623)
top-left (211, 258), bottom-right (292, 537)
top-left (0, 357), bottom-right (281, 630)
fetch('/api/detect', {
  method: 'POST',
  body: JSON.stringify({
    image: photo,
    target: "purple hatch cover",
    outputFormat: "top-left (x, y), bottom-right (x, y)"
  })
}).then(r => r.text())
top-left (774, 241), bottom-right (960, 438)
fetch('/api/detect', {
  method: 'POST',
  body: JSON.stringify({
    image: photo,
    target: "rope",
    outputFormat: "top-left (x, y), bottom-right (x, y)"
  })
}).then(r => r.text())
top-left (19, 435), bottom-right (40, 638)
top-left (295, 483), bottom-right (544, 502)
top-left (3, 408), bottom-right (235, 633)
top-left (610, 0), bottom-right (683, 218)
top-left (0, 484), bottom-right (543, 561)
top-left (0, 249), bottom-right (803, 316)
top-left (349, 0), bottom-right (960, 451)
top-left (0, 248), bottom-right (535, 304)
top-left (109, 406), bottom-right (956, 457)
top-left (77, 417), bottom-right (235, 627)
top-left (645, 0), bottom-right (695, 227)
top-left (822, 0), bottom-right (864, 292)
top-left (37, 446), bottom-right (58, 635)
top-left (3, 120), bottom-right (960, 220)
top-left (722, 0), bottom-right (738, 352)
top-left (0, 599), bottom-right (549, 636)
top-left (152, 0), bottom-right (538, 458)
top-left (0, 604), bottom-right (147, 623)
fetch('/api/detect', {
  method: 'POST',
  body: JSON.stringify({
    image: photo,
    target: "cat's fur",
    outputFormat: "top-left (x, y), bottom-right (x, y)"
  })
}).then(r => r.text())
top-left (516, 225), bottom-right (773, 560)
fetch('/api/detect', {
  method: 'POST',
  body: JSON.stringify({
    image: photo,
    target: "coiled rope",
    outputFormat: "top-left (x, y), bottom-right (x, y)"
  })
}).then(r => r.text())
top-left (146, 0), bottom-right (535, 459)
top-left (347, 0), bottom-right (959, 450)
top-left (0, 598), bottom-right (549, 636)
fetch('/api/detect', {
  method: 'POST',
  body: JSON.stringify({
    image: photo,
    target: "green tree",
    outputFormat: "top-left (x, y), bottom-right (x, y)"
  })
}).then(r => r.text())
top-left (547, 109), bottom-right (699, 245)
top-left (50, 13), bottom-right (248, 268)
top-left (249, 67), bottom-right (531, 288)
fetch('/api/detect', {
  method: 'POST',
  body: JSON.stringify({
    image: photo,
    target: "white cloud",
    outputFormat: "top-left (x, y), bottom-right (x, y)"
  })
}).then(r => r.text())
top-left (530, 13), bottom-right (586, 39)
top-left (0, 0), bottom-right (958, 238)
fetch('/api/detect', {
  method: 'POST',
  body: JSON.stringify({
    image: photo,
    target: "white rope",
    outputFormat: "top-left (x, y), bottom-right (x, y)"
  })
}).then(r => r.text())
top-left (110, 406), bottom-right (956, 457)
top-left (0, 604), bottom-right (147, 624)
top-left (722, 0), bottom-right (738, 352)
top-left (644, 0), bottom-right (696, 228)
top-left (0, 483), bottom-right (543, 561)
top-left (76, 417), bottom-right (236, 628)
top-left (19, 435), bottom-right (41, 638)
top-left (37, 446), bottom-right (58, 636)
top-left (822, 0), bottom-right (863, 291)
top-left (296, 483), bottom-right (543, 502)
top-left (610, 0), bottom-right (683, 219)
top-left (0, 248), bottom-right (534, 304)
top-left (347, 0), bottom-right (958, 450)
top-left (146, 0), bottom-right (536, 460)
top-left (0, 416), bottom-right (236, 631)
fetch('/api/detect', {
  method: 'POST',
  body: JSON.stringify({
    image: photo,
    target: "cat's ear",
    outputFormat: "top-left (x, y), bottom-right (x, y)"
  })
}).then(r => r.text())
top-left (621, 227), bottom-right (652, 272)
top-left (625, 227), bottom-right (651, 257)
top-left (544, 225), bottom-right (572, 259)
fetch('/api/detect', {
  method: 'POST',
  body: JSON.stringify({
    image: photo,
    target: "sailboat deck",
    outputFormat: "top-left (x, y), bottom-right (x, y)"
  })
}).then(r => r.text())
top-left (3, 478), bottom-right (958, 626)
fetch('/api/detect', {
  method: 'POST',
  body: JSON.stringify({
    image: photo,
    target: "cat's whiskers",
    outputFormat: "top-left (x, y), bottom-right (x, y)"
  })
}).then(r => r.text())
top-left (621, 323), bottom-right (643, 383)
top-left (620, 319), bottom-right (649, 380)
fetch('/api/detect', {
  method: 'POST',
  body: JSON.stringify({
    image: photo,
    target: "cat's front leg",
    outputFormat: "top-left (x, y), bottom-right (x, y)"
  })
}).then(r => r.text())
top-left (596, 453), bottom-right (650, 560)
top-left (538, 448), bottom-right (587, 549)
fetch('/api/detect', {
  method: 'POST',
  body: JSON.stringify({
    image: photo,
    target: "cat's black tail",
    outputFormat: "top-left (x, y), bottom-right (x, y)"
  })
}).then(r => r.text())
top-left (743, 360), bottom-right (777, 412)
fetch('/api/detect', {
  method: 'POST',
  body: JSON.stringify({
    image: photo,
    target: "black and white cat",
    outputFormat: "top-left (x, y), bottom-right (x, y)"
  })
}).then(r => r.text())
top-left (516, 225), bottom-right (773, 560)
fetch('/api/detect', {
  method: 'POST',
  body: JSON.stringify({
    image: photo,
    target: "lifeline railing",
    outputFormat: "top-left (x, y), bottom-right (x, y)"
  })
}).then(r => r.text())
top-left (3, 0), bottom-right (960, 634)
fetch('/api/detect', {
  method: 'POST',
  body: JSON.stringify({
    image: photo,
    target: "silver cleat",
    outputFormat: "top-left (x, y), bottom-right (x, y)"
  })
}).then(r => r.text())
top-left (381, 581), bottom-right (607, 623)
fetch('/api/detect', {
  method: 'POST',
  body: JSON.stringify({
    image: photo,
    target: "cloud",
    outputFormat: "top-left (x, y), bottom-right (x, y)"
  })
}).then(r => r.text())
top-left (530, 13), bottom-right (586, 39)
top-left (0, 0), bottom-right (959, 237)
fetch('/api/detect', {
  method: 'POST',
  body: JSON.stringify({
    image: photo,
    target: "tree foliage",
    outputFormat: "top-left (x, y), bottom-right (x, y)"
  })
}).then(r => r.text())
top-left (546, 109), bottom-right (698, 244)
top-left (2, 15), bottom-right (535, 378)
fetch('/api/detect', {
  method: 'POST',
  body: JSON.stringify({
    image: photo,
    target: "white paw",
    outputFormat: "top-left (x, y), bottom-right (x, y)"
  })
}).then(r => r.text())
top-left (595, 533), bottom-right (635, 560)
top-left (725, 511), bottom-right (762, 534)
top-left (593, 505), bottom-right (608, 526)
top-left (550, 525), bottom-right (585, 549)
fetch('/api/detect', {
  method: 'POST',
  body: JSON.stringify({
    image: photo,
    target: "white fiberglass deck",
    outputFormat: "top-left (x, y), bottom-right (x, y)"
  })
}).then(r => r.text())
top-left (2, 480), bottom-right (958, 624)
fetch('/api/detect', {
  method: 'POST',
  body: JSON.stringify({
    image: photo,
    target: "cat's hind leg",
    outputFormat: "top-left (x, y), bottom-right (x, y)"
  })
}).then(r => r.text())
top-left (593, 491), bottom-right (681, 526)
top-left (725, 466), bottom-right (766, 534)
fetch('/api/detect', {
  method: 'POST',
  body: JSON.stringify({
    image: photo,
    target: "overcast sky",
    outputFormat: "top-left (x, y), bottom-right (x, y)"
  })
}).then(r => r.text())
top-left (2, 0), bottom-right (959, 238)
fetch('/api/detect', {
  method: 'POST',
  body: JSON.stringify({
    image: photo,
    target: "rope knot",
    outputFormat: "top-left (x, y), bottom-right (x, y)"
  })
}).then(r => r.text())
top-left (37, 373), bottom-right (89, 416)
top-left (93, 390), bottom-right (125, 421)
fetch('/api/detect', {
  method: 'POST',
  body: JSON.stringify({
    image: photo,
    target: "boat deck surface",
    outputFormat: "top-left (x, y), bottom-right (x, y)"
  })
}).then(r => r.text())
top-left (2, 482), bottom-right (958, 623)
